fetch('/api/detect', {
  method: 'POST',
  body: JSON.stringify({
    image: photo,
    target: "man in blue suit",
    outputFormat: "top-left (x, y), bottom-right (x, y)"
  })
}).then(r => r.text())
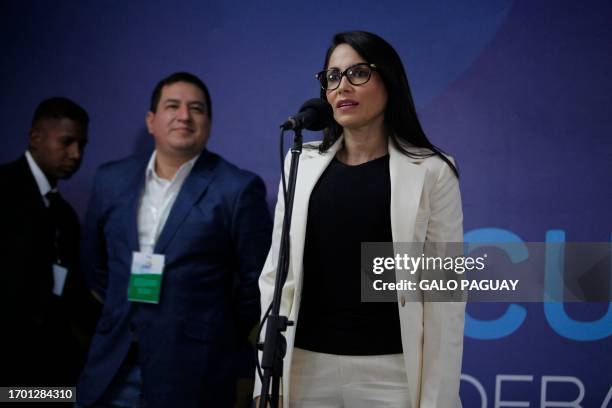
top-left (76, 72), bottom-right (272, 407)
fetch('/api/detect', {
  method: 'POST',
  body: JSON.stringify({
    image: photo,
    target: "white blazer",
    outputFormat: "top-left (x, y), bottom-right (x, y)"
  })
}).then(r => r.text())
top-left (255, 136), bottom-right (465, 408)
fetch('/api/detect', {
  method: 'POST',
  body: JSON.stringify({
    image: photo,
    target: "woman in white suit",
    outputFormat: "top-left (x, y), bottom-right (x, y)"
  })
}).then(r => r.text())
top-left (255, 31), bottom-right (465, 408)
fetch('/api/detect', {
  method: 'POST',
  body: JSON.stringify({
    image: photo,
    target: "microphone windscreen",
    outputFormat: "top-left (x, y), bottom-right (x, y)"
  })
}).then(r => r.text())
top-left (299, 98), bottom-right (333, 131)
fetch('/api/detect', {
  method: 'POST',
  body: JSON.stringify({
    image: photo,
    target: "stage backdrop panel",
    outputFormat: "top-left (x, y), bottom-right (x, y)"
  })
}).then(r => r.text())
top-left (1, 1), bottom-right (610, 405)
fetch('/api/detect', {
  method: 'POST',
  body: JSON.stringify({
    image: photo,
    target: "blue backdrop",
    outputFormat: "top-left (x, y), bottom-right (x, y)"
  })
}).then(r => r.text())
top-left (1, 0), bottom-right (610, 405)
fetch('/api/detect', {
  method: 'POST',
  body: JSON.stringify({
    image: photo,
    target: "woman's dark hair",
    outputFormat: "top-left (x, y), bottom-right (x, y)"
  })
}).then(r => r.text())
top-left (319, 31), bottom-right (458, 177)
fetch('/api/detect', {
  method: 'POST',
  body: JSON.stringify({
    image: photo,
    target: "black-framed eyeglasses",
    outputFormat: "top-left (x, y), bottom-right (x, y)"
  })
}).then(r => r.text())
top-left (315, 63), bottom-right (377, 91)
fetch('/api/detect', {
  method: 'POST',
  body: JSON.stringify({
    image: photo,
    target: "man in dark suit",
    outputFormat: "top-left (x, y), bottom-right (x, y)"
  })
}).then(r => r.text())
top-left (76, 72), bottom-right (272, 407)
top-left (0, 97), bottom-right (97, 386)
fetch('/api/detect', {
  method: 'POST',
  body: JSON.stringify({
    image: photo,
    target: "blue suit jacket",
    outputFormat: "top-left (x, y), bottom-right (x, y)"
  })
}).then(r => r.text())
top-left (77, 150), bottom-right (272, 407)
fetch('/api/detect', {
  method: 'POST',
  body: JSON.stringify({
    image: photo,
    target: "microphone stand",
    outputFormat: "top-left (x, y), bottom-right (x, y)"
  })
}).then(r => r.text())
top-left (258, 128), bottom-right (303, 408)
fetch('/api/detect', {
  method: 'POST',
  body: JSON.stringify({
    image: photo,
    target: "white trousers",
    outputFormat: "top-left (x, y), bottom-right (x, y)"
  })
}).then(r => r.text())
top-left (289, 347), bottom-right (411, 408)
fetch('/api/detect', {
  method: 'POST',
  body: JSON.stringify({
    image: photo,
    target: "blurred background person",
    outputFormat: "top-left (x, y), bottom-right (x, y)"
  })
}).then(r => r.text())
top-left (76, 72), bottom-right (272, 408)
top-left (0, 97), bottom-right (98, 386)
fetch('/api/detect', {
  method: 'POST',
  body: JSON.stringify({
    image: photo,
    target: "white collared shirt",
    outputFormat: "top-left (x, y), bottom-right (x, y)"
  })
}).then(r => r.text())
top-left (137, 151), bottom-right (199, 253)
top-left (25, 150), bottom-right (55, 207)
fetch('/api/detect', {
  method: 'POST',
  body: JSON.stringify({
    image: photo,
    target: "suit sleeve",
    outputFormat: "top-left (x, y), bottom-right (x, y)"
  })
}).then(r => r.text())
top-left (81, 168), bottom-right (109, 302)
top-left (420, 158), bottom-right (466, 408)
top-left (231, 175), bottom-right (273, 338)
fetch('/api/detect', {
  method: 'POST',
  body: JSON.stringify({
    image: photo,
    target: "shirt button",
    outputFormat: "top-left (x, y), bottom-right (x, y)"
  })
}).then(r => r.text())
top-left (400, 296), bottom-right (406, 307)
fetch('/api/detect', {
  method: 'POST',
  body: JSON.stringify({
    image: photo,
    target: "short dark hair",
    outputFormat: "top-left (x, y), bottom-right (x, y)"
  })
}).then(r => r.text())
top-left (319, 31), bottom-right (458, 177)
top-left (31, 97), bottom-right (89, 129)
top-left (149, 72), bottom-right (212, 119)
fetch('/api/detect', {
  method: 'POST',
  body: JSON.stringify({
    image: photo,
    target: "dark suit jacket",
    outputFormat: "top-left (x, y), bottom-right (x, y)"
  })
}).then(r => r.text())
top-left (0, 156), bottom-right (98, 386)
top-left (76, 150), bottom-right (272, 407)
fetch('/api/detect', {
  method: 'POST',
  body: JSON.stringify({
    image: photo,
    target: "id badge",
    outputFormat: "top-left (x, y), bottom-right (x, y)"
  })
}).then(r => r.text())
top-left (52, 264), bottom-right (68, 296)
top-left (128, 251), bottom-right (165, 304)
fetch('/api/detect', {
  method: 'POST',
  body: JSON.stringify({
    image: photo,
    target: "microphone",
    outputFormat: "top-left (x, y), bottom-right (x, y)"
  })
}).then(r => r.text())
top-left (281, 98), bottom-right (333, 131)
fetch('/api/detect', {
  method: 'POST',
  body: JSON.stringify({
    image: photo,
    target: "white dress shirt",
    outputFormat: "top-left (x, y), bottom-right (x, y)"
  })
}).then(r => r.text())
top-left (25, 150), bottom-right (55, 207)
top-left (137, 151), bottom-right (199, 253)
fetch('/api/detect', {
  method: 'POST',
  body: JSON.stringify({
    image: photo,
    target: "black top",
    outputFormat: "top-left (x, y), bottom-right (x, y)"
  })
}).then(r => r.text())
top-left (294, 154), bottom-right (403, 355)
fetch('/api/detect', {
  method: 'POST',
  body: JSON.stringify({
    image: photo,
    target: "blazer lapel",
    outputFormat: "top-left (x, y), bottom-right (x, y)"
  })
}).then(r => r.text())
top-left (154, 151), bottom-right (215, 254)
top-left (124, 161), bottom-right (148, 253)
top-left (389, 140), bottom-right (426, 243)
top-left (16, 156), bottom-right (48, 215)
top-left (287, 138), bottom-right (342, 317)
